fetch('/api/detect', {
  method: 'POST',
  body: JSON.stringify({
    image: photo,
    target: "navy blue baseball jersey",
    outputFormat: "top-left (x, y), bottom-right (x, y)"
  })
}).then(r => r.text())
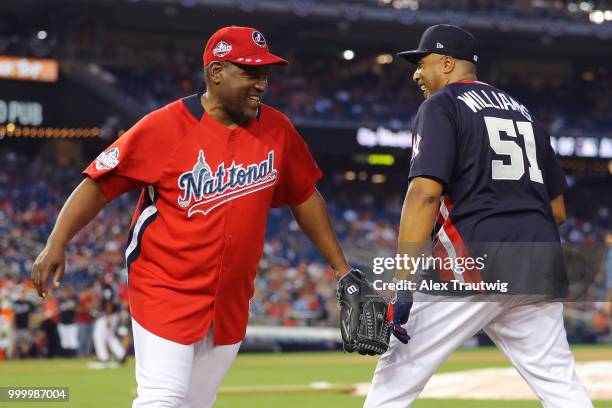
top-left (409, 80), bottom-right (567, 244)
top-left (409, 80), bottom-right (568, 293)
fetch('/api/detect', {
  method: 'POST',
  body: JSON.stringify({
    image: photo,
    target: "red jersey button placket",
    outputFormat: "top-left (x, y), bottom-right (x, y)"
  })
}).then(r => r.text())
top-left (218, 129), bottom-right (234, 275)
top-left (228, 131), bottom-right (236, 208)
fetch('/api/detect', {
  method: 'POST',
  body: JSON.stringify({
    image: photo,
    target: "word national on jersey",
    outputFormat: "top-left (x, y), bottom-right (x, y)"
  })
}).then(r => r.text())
top-left (178, 149), bottom-right (277, 217)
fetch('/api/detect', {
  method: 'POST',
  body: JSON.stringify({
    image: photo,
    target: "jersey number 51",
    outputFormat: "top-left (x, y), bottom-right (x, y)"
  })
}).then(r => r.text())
top-left (484, 116), bottom-right (544, 184)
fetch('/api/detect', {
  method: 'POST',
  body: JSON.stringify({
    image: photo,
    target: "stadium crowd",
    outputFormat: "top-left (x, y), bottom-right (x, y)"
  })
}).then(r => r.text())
top-left (102, 45), bottom-right (612, 134)
top-left (373, 0), bottom-right (608, 23)
top-left (0, 148), bottom-right (610, 358)
top-left (2, 8), bottom-right (610, 134)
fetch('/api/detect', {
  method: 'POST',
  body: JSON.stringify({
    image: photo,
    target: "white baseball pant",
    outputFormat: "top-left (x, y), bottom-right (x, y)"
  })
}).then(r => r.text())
top-left (364, 294), bottom-right (593, 408)
top-left (57, 323), bottom-right (79, 350)
top-left (93, 314), bottom-right (126, 362)
top-left (131, 318), bottom-right (241, 408)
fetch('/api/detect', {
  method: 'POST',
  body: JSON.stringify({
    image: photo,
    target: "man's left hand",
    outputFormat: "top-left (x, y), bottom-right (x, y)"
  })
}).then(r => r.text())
top-left (389, 289), bottom-right (413, 344)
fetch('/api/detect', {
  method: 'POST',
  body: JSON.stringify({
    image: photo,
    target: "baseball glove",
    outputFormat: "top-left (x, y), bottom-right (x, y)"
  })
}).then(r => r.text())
top-left (337, 269), bottom-right (391, 355)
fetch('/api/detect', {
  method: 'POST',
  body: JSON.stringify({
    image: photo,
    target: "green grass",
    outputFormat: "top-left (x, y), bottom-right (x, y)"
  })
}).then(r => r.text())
top-left (1, 345), bottom-right (611, 407)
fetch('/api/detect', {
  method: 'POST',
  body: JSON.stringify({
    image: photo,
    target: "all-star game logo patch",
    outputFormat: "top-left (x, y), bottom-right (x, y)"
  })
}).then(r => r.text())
top-left (212, 41), bottom-right (232, 58)
top-left (95, 147), bottom-right (120, 170)
top-left (251, 30), bottom-right (266, 47)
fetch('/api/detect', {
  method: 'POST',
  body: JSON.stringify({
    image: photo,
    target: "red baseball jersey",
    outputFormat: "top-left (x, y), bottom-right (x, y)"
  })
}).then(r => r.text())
top-left (83, 94), bottom-right (322, 345)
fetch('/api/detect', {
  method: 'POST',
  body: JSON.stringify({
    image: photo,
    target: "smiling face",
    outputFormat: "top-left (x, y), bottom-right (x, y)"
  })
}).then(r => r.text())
top-left (214, 61), bottom-right (270, 124)
top-left (412, 53), bottom-right (448, 99)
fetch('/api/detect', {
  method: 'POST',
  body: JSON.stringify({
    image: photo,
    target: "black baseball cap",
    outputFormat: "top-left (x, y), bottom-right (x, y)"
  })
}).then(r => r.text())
top-left (397, 24), bottom-right (479, 65)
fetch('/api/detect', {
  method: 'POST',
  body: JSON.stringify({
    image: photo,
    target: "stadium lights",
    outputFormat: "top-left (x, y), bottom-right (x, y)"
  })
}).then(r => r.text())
top-left (344, 171), bottom-right (356, 181)
top-left (605, 10), bottom-right (612, 20)
top-left (589, 10), bottom-right (605, 23)
top-left (390, 0), bottom-right (418, 10)
top-left (371, 174), bottom-right (386, 184)
top-left (37, 31), bottom-right (48, 40)
top-left (342, 50), bottom-right (355, 60)
top-left (376, 54), bottom-right (393, 64)
top-left (0, 124), bottom-right (101, 138)
top-left (579, 1), bottom-right (593, 12)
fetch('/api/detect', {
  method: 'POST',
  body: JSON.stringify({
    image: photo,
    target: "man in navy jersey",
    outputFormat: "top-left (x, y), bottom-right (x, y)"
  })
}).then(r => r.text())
top-left (364, 25), bottom-right (592, 407)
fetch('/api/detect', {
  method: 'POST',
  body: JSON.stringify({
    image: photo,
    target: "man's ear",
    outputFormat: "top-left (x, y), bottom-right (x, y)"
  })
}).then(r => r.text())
top-left (441, 56), bottom-right (455, 74)
top-left (208, 62), bottom-right (224, 85)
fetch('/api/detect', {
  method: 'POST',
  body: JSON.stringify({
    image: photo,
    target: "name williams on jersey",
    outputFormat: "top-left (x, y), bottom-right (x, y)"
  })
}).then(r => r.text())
top-left (177, 150), bottom-right (277, 217)
top-left (456, 88), bottom-right (532, 122)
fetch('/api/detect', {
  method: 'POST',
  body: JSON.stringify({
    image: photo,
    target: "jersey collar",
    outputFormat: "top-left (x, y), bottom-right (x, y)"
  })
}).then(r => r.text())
top-left (182, 93), bottom-right (205, 121)
top-left (182, 93), bottom-right (262, 123)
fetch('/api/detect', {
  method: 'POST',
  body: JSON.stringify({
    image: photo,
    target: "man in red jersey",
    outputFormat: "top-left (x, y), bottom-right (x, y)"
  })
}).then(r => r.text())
top-left (32, 26), bottom-right (352, 407)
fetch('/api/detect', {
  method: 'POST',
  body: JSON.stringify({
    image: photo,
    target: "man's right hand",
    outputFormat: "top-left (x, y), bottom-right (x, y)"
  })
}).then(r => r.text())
top-left (30, 178), bottom-right (109, 298)
top-left (31, 242), bottom-right (66, 298)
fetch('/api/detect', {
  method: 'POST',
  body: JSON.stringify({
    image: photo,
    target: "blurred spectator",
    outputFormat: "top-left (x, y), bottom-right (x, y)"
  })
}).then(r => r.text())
top-left (77, 283), bottom-right (95, 357)
top-left (607, 232), bottom-right (612, 290)
top-left (0, 300), bottom-right (15, 360)
top-left (92, 274), bottom-right (127, 365)
top-left (49, 38), bottom-right (611, 134)
top-left (0, 148), bottom-right (610, 356)
top-left (57, 286), bottom-right (79, 357)
top-left (40, 288), bottom-right (61, 358)
top-left (13, 289), bottom-right (35, 358)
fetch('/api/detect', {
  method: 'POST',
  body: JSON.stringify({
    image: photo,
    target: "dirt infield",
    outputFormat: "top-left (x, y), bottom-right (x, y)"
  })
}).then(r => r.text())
top-left (354, 360), bottom-right (612, 400)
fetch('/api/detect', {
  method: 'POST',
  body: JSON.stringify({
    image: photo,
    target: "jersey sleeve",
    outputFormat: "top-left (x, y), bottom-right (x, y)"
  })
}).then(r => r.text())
top-left (271, 121), bottom-right (323, 208)
top-left (83, 108), bottom-right (176, 201)
top-left (542, 131), bottom-right (567, 199)
top-left (408, 96), bottom-right (457, 189)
